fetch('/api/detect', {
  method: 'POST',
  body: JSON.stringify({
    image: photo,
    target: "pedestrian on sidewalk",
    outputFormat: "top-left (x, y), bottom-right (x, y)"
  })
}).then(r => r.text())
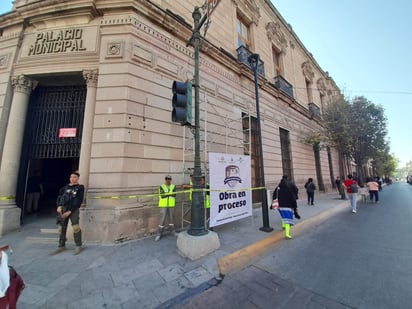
top-left (51, 171), bottom-right (84, 255)
top-left (335, 176), bottom-right (345, 199)
top-left (25, 170), bottom-right (44, 215)
top-left (273, 176), bottom-right (300, 239)
top-left (376, 176), bottom-right (383, 191)
top-left (359, 185), bottom-right (369, 203)
top-left (155, 175), bottom-right (177, 241)
top-left (304, 177), bottom-right (316, 205)
top-left (181, 174), bottom-right (193, 201)
top-left (366, 177), bottom-right (379, 203)
top-left (343, 174), bottom-right (359, 213)
top-left (200, 176), bottom-right (212, 230)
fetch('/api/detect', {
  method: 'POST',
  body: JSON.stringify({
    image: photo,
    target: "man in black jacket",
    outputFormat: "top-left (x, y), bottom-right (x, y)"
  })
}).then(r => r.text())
top-left (51, 171), bottom-right (84, 255)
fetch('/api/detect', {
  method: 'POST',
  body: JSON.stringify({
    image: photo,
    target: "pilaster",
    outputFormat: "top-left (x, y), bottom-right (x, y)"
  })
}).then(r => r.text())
top-left (78, 69), bottom-right (98, 201)
top-left (0, 74), bottom-right (37, 235)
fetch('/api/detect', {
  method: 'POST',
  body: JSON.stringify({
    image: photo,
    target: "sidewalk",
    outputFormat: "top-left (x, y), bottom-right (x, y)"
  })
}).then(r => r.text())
top-left (1, 191), bottom-right (351, 309)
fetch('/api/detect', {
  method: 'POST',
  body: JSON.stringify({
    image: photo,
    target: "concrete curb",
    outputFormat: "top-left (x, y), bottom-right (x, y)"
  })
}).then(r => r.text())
top-left (218, 200), bottom-right (349, 275)
top-left (293, 201), bottom-right (348, 235)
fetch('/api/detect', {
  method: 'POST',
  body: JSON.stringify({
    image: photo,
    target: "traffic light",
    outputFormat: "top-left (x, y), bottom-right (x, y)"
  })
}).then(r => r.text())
top-left (172, 80), bottom-right (192, 126)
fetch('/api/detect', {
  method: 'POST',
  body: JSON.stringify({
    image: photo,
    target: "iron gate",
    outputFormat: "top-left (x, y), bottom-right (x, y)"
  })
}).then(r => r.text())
top-left (26, 85), bottom-right (86, 159)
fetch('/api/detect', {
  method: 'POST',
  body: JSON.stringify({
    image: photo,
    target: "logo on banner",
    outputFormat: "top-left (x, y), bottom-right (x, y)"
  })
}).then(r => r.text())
top-left (224, 165), bottom-right (242, 188)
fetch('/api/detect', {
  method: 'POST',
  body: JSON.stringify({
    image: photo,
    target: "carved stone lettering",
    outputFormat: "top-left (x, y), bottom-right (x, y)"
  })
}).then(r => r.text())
top-left (28, 28), bottom-right (87, 56)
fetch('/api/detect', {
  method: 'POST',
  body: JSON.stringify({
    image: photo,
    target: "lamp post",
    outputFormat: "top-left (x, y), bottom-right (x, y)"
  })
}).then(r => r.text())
top-left (176, 5), bottom-right (220, 261)
top-left (188, 6), bottom-right (207, 236)
top-left (248, 53), bottom-right (273, 233)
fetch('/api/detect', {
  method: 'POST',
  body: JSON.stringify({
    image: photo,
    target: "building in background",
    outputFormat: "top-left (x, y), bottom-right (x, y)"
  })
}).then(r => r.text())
top-left (0, 0), bottom-right (342, 241)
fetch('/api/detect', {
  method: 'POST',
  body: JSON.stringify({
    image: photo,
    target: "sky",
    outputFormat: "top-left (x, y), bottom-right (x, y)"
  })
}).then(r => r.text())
top-left (272, 0), bottom-right (412, 167)
top-left (1, 1), bottom-right (411, 167)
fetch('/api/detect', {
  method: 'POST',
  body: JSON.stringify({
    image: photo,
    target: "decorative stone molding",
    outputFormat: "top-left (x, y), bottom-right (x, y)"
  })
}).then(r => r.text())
top-left (132, 43), bottom-right (153, 66)
top-left (317, 78), bottom-right (327, 95)
top-left (266, 22), bottom-right (288, 52)
top-left (0, 32), bottom-right (21, 42)
top-left (83, 69), bottom-right (99, 87)
top-left (11, 75), bottom-right (37, 95)
top-left (232, 0), bottom-right (261, 26)
top-left (301, 61), bottom-right (314, 82)
top-left (0, 54), bottom-right (10, 69)
top-left (129, 16), bottom-right (239, 84)
top-left (106, 42), bottom-right (124, 58)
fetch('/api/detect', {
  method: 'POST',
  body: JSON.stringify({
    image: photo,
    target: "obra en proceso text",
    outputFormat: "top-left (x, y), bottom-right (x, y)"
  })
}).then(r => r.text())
top-left (218, 191), bottom-right (247, 213)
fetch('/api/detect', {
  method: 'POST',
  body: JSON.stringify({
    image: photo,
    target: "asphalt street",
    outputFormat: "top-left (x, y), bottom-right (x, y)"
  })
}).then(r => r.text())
top-left (175, 182), bottom-right (412, 309)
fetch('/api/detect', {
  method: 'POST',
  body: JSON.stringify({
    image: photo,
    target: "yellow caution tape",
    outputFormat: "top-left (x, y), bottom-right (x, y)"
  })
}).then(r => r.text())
top-left (0, 196), bottom-right (15, 200)
top-left (0, 187), bottom-right (267, 201)
top-left (86, 187), bottom-right (267, 200)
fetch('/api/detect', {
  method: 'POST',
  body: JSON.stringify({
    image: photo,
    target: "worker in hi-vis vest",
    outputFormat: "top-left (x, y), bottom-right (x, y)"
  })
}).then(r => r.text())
top-left (181, 174), bottom-right (193, 201)
top-left (201, 176), bottom-right (212, 229)
top-left (155, 175), bottom-right (177, 241)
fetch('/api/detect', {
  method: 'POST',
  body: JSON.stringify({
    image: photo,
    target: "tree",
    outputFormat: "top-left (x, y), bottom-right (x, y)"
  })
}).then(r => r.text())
top-left (349, 96), bottom-right (388, 181)
top-left (302, 132), bottom-right (326, 191)
top-left (372, 149), bottom-right (397, 177)
top-left (322, 96), bottom-right (390, 184)
top-left (321, 97), bottom-right (352, 180)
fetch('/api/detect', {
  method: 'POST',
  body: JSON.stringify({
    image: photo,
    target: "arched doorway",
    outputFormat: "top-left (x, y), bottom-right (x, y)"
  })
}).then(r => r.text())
top-left (17, 80), bottom-right (86, 221)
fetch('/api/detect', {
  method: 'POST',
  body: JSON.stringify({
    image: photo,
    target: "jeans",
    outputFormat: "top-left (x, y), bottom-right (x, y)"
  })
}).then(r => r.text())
top-left (307, 191), bottom-right (314, 205)
top-left (369, 190), bottom-right (379, 202)
top-left (348, 193), bottom-right (357, 211)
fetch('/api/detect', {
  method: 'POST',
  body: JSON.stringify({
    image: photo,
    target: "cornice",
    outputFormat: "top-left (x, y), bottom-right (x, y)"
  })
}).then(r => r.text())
top-left (0, 0), bottom-right (100, 29)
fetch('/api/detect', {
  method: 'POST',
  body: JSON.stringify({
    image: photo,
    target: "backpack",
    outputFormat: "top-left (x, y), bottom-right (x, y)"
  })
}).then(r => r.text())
top-left (350, 181), bottom-right (358, 193)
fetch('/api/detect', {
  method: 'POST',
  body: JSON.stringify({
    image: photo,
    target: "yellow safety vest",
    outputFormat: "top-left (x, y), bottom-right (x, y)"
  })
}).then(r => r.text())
top-left (204, 184), bottom-right (210, 209)
top-left (205, 192), bottom-right (210, 209)
top-left (158, 184), bottom-right (176, 207)
top-left (189, 180), bottom-right (193, 201)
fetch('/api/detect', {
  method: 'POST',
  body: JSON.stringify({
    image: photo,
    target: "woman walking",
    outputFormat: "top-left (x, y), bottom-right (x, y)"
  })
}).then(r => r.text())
top-left (366, 177), bottom-right (379, 203)
top-left (273, 176), bottom-right (300, 239)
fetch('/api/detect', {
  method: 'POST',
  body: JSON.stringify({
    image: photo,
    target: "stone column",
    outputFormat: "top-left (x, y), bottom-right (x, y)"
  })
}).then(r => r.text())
top-left (0, 75), bottom-right (37, 235)
top-left (79, 69), bottom-right (98, 199)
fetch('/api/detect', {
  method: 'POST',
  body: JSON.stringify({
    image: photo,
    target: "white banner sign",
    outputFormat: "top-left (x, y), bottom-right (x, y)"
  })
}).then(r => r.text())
top-left (209, 153), bottom-right (252, 227)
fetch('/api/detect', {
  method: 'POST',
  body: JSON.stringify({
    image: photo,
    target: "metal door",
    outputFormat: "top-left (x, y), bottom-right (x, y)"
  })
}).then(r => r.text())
top-left (16, 85), bottom-right (86, 211)
top-left (26, 85), bottom-right (86, 159)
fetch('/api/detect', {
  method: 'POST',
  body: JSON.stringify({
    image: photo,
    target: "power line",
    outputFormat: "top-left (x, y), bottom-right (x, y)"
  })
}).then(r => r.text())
top-left (292, 85), bottom-right (412, 96)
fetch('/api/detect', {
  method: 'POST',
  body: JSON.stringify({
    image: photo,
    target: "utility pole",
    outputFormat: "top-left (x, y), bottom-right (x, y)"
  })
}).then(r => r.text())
top-left (188, 6), bottom-right (207, 236)
top-left (176, 4), bottom-right (221, 260)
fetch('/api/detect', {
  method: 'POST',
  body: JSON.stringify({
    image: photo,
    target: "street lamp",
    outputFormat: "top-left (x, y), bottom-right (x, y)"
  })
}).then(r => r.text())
top-left (248, 53), bottom-right (273, 233)
top-left (188, 7), bottom-right (207, 236)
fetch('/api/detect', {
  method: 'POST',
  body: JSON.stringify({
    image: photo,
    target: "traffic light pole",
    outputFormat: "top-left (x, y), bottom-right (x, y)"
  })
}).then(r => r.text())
top-left (188, 7), bottom-right (207, 236)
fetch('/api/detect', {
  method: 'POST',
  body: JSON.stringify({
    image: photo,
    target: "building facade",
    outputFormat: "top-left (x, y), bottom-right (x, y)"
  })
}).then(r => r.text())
top-left (0, 0), bottom-right (342, 241)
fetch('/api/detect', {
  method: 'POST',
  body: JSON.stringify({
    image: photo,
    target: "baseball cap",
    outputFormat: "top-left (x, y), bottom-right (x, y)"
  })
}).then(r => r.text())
top-left (165, 175), bottom-right (172, 179)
